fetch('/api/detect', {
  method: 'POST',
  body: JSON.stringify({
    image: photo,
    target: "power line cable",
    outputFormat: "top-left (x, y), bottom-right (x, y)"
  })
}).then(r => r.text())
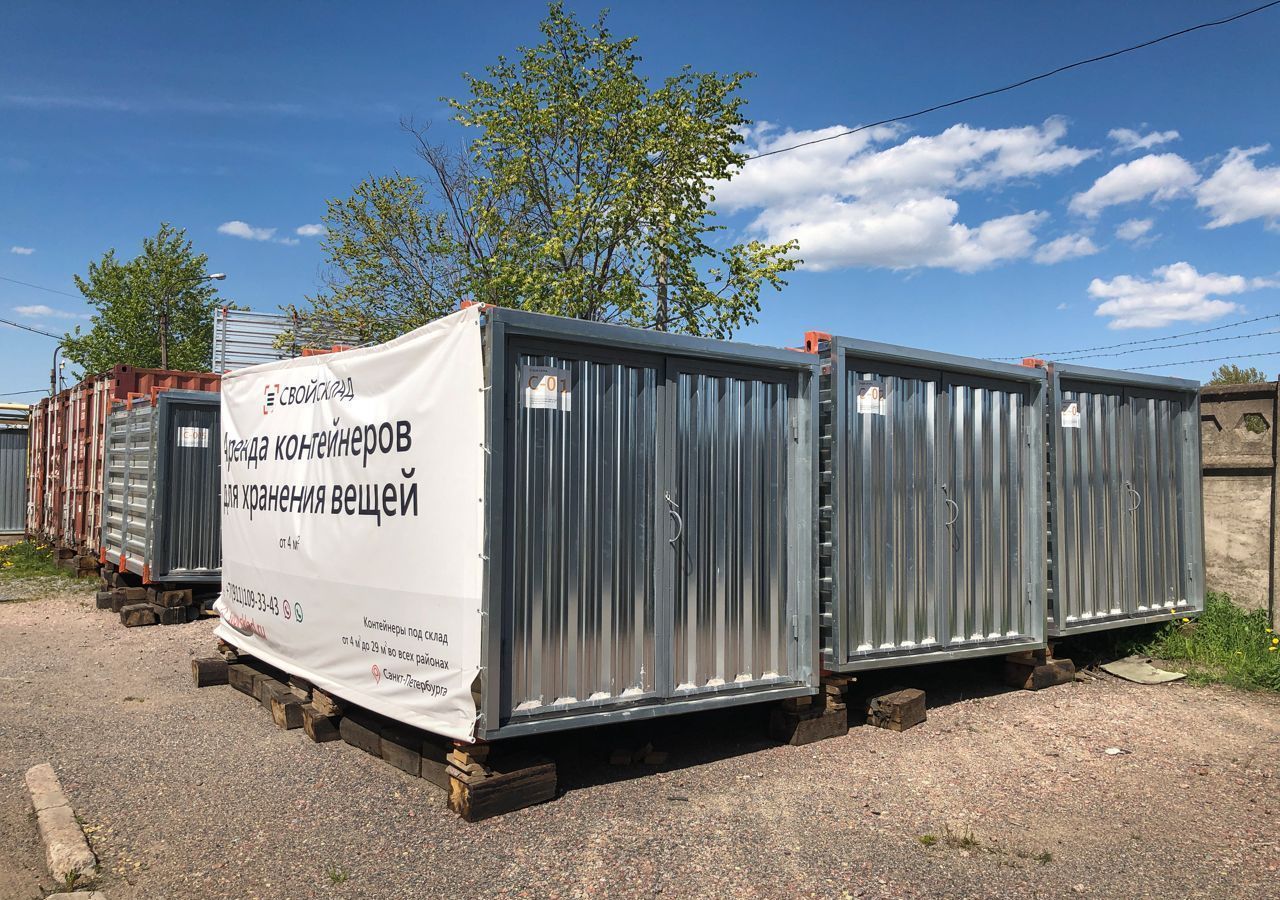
top-left (746, 1), bottom-right (1280, 161)
top-left (0, 315), bottom-right (63, 340)
top-left (1127, 349), bottom-right (1280, 372)
top-left (0, 389), bottom-right (49, 397)
top-left (998, 311), bottom-right (1280, 361)
top-left (1055, 327), bottom-right (1280, 362)
top-left (0, 274), bottom-right (81, 299)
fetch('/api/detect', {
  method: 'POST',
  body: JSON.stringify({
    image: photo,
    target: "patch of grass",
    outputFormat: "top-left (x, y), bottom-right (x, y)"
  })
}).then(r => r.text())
top-left (1062, 592), bottom-right (1279, 693)
top-left (1036, 851), bottom-right (1053, 864)
top-left (326, 863), bottom-right (349, 885)
top-left (918, 834), bottom-right (938, 847)
top-left (0, 540), bottom-right (73, 581)
top-left (1142, 592), bottom-right (1280, 692)
top-left (943, 825), bottom-right (981, 851)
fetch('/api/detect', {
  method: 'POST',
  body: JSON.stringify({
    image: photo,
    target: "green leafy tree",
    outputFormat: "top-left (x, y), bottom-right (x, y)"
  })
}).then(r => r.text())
top-left (63, 223), bottom-right (224, 374)
top-left (1207, 363), bottom-right (1268, 386)
top-left (295, 2), bottom-right (798, 343)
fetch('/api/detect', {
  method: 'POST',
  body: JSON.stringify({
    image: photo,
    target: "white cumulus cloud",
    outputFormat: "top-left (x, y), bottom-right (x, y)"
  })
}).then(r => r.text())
top-left (218, 220), bottom-right (277, 241)
top-left (1033, 233), bottom-right (1099, 265)
top-left (295, 223), bottom-right (325, 237)
top-left (9, 246), bottom-right (34, 255)
top-left (716, 117), bottom-right (1094, 272)
top-left (1196, 146), bottom-right (1280, 229)
top-left (1069, 154), bottom-right (1199, 218)
top-left (14, 304), bottom-right (81, 319)
top-left (1115, 218), bottom-right (1155, 242)
top-left (1108, 128), bottom-right (1179, 153)
top-left (1088, 261), bottom-right (1277, 329)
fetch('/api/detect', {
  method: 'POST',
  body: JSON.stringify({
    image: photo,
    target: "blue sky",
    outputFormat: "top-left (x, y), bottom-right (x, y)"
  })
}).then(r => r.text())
top-left (2, 0), bottom-right (1279, 397)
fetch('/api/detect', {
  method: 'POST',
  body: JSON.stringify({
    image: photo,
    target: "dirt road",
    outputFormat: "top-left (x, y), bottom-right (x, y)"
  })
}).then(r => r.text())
top-left (1, 585), bottom-right (1276, 899)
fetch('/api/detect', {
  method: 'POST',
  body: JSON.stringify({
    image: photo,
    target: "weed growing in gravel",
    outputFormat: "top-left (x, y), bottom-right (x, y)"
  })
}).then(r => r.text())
top-left (1062, 592), bottom-right (1279, 693)
top-left (943, 826), bottom-right (980, 851)
top-left (918, 834), bottom-right (938, 848)
top-left (0, 540), bottom-right (73, 582)
top-left (1144, 593), bottom-right (1279, 692)
top-left (326, 864), bottom-right (349, 885)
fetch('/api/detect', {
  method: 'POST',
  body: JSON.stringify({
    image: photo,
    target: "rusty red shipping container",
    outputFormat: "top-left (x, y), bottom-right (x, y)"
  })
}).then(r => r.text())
top-left (26, 365), bottom-right (221, 553)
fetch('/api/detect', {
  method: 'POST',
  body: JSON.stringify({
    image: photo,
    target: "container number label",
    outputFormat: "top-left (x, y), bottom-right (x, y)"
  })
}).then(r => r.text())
top-left (857, 378), bottom-right (886, 416)
top-left (1061, 401), bottom-right (1081, 429)
top-left (522, 365), bottom-right (572, 412)
top-left (177, 426), bottom-right (210, 448)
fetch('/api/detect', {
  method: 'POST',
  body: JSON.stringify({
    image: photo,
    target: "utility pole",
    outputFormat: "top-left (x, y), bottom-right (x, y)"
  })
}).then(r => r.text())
top-left (656, 251), bottom-right (668, 332)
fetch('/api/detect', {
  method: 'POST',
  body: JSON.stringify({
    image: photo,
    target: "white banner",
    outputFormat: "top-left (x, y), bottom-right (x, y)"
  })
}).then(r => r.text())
top-left (214, 306), bottom-right (486, 742)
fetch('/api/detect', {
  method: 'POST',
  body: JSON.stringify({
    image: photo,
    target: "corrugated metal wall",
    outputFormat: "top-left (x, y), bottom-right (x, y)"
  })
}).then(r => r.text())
top-left (0, 427), bottom-right (28, 533)
top-left (161, 402), bottom-right (221, 574)
top-left (102, 393), bottom-right (221, 582)
top-left (501, 334), bottom-right (809, 726)
top-left (508, 350), bottom-right (659, 713)
top-left (212, 308), bottom-right (356, 373)
top-left (1051, 373), bottom-right (1201, 631)
top-left (824, 344), bottom-right (1044, 671)
top-left (671, 370), bottom-right (792, 693)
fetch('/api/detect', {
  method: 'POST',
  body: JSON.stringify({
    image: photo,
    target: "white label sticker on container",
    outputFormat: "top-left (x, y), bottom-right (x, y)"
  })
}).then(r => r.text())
top-left (522, 365), bottom-right (572, 412)
top-left (857, 378), bottom-right (886, 416)
top-left (1061, 401), bottom-right (1081, 429)
top-left (177, 426), bottom-right (209, 448)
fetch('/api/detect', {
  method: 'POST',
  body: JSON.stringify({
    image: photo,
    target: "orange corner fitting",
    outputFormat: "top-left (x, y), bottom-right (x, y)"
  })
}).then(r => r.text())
top-left (803, 331), bottom-right (833, 354)
top-left (1021, 357), bottom-right (1048, 369)
top-left (141, 564), bottom-right (151, 585)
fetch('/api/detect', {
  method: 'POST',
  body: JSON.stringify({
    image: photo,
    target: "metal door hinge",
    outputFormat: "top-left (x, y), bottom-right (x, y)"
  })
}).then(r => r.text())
top-left (790, 614), bottom-right (799, 640)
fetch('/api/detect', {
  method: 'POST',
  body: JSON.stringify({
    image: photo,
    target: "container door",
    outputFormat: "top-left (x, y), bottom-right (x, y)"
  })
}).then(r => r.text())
top-left (939, 375), bottom-right (1035, 643)
top-left (505, 343), bottom-right (661, 717)
top-left (1127, 388), bottom-right (1190, 611)
top-left (839, 359), bottom-right (944, 660)
top-left (664, 362), bottom-right (799, 696)
top-left (1055, 379), bottom-right (1133, 624)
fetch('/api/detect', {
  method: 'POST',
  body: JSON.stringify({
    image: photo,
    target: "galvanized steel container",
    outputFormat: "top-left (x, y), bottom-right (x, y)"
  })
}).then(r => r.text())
top-left (1042, 362), bottom-right (1204, 635)
top-left (101, 390), bottom-right (221, 584)
top-left (808, 333), bottom-right (1048, 672)
top-left (482, 309), bottom-right (819, 736)
top-left (0, 406), bottom-right (29, 534)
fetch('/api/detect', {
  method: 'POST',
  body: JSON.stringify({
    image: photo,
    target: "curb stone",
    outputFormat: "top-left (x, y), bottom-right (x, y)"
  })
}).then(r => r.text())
top-left (23, 763), bottom-right (98, 885)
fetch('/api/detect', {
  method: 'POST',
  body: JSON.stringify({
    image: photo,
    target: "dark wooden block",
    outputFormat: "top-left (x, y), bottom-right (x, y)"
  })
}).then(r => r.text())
top-left (302, 705), bottom-right (342, 742)
top-left (109, 591), bottom-right (130, 613)
top-left (191, 657), bottom-right (229, 687)
top-left (420, 738), bottom-right (450, 789)
top-left (119, 603), bottom-right (158, 627)
top-left (381, 723), bottom-right (424, 775)
top-left (271, 691), bottom-right (306, 730)
top-left (258, 678), bottom-right (290, 710)
top-left (227, 663), bottom-right (259, 697)
top-left (95, 591), bottom-right (114, 610)
top-left (155, 589), bottom-right (193, 608)
top-left (448, 755), bottom-right (556, 822)
top-left (339, 712), bottom-right (383, 756)
top-left (1004, 657), bottom-right (1076, 691)
top-left (865, 687), bottom-right (927, 732)
top-left (770, 704), bottom-right (849, 745)
top-left (155, 604), bottom-right (185, 625)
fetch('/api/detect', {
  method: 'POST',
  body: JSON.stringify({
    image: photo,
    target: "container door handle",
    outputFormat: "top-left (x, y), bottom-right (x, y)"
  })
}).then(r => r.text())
top-left (941, 484), bottom-right (959, 527)
top-left (664, 492), bottom-right (684, 545)
top-left (1124, 482), bottom-right (1142, 513)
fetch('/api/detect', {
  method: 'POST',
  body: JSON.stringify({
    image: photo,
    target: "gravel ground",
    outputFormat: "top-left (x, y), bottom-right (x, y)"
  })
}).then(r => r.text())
top-left (1, 582), bottom-right (1277, 900)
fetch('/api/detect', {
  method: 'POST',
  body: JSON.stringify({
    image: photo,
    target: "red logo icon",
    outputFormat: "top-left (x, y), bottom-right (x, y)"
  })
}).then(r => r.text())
top-left (371, 664), bottom-right (381, 684)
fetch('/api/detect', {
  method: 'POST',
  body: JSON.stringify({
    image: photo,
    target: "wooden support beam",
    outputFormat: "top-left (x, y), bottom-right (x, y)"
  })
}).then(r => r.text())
top-left (447, 752), bottom-right (556, 822)
top-left (865, 687), bottom-right (927, 732)
top-left (301, 705), bottom-right (341, 743)
top-left (119, 604), bottom-right (158, 628)
top-left (191, 657), bottom-right (229, 687)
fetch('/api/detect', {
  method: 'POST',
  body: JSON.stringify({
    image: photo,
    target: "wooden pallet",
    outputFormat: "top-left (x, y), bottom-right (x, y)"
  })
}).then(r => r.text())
top-left (195, 648), bottom-right (557, 821)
